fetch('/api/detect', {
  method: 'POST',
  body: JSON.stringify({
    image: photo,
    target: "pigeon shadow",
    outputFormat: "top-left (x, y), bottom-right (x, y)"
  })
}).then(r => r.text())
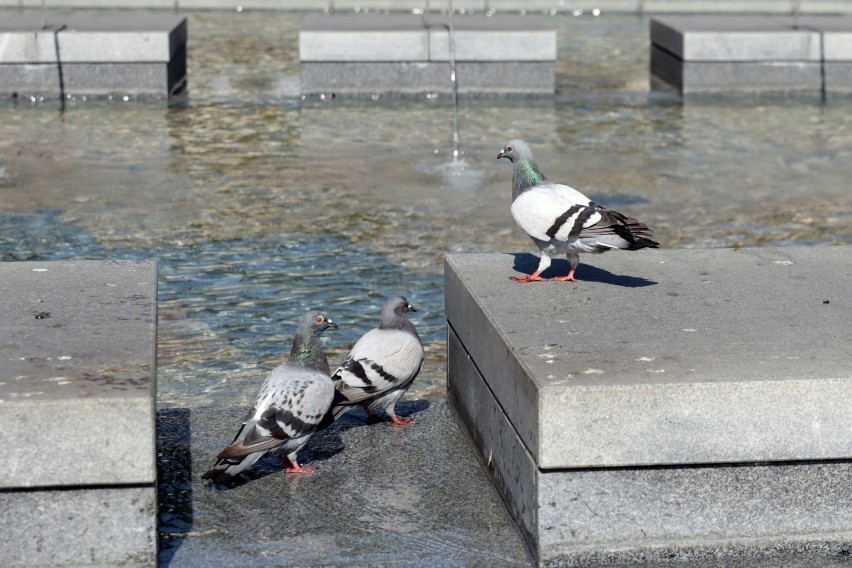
top-left (201, 427), bottom-right (348, 491)
top-left (157, 407), bottom-right (193, 566)
top-left (198, 399), bottom-right (431, 490)
top-left (510, 253), bottom-right (657, 288)
top-left (330, 398), bottom-right (432, 435)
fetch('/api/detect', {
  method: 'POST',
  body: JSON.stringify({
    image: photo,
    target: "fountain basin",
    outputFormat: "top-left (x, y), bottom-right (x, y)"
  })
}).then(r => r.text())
top-left (0, 260), bottom-right (158, 566)
top-left (0, 13), bottom-right (187, 103)
top-left (299, 14), bottom-right (556, 96)
top-left (446, 247), bottom-right (852, 565)
top-left (651, 15), bottom-right (852, 99)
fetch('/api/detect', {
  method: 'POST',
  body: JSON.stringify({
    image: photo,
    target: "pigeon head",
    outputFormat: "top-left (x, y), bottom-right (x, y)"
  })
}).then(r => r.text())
top-left (302, 310), bottom-right (338, 334)
top-left (498, 139), bottom-right (546, 198)
top-left (497, 139), bottom-right (533, 163)
top-left (379, 296), bottom-right (417, 330)
top-left (290, 310), bottom-right (337, 370)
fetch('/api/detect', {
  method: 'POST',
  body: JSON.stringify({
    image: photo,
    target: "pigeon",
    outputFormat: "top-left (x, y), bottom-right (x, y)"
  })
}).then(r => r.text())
top-left (324, 296), bottom-right (424, 426)
top-left (201, 311), bottom-right (338, 483)
top-left (498, 139), bottom-right (659, 282)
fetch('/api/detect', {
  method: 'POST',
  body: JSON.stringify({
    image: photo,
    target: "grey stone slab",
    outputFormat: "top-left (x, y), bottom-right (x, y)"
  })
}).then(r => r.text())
top-left (0, 486), bottom-right (157, 567)
top-left (792, 16), bottom-right (852, 61)
top-left (0, 57), bottom-right (187, 99)
top-left (650, 44), bottom-right (823, 96)
top-left (444, 247), bottom-right (852, 470)
top-left (447, 327), bottom-right (538, 551)
top-left (424, 15), bottom-right (556, 62)
top-left (0, 13), bottom-right (187, 63)
top-left (450, 324), bottom-right (852, 566)
top-left (158, 402), bottom-right (530, 567)
top-left (300, 14), bottom-right (556, 63)
top-left (301, 61), bottom-right (554, 94)
top-left (0, 260), bottom-right (157, 488)
top-left (651, 16), bottom-right (822, 61)
top-left (826, 62), bottom-right (852, 95)
top-left (299, 14), bottom-right (429, 62)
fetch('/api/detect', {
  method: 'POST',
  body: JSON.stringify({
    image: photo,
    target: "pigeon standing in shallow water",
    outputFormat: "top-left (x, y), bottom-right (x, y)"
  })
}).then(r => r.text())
top-left (202, 311), bottom-right (337, 483)
top-left (324, 297), bottom-right (424, 426)
top-left (498, 139), bottom-right (659, 282)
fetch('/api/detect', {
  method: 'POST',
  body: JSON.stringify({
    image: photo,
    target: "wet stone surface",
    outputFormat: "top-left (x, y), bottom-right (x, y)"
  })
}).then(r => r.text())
top-left (157, 400), bottom-right (531, 567)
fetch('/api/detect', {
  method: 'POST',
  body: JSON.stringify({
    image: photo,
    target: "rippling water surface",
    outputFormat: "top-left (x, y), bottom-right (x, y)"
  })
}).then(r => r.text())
top-left (1, 10), bottom-right (851, 409)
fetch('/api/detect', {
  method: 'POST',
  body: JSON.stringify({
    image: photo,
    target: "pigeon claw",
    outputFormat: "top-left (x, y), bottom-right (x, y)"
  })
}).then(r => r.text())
top-left (390, 416), bottom-right (415, 426)
top-left (510, 270), bottom-right (547, 283)
top-left (552, 274), bottom-right (577, 282)
top-left (281, 455), bottom-right (315, 474)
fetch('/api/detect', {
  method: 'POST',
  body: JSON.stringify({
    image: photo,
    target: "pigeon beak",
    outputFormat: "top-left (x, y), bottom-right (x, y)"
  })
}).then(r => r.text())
top-left (327, 318), bottom-right (338, 329)
top-left (497, 149), bottom-right (506, 160)
top-left (406, 303), bottom-right (417, 313)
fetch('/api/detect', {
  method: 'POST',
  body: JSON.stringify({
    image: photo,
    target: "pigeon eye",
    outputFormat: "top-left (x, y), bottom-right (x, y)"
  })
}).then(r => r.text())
top-left (506, 145), bottom-right (513, 152)
top-left (315, 315), bottom-right (325, 324)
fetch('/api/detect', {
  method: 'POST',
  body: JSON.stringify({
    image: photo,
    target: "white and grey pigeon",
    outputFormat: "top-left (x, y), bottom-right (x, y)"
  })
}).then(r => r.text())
top-left (498, 139), bottom-right (659, 283)
top-left (324, 296), bottom-right (424, 426)
top-left (202, 311), bottom-right (338, 483)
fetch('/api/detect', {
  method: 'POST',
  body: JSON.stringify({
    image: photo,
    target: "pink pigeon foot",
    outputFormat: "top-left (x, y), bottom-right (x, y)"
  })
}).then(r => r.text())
top-left (511, 270), bottom-right (547, 283)
top-left (281, 455), bottom-right (315, 474)
top-left (390, 415), bottom-right (415, 426)
top-left (553, 266), bottom-right (578, 282)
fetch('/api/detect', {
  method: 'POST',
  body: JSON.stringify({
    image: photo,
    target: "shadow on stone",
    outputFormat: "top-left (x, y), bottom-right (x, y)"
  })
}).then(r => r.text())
top-left (510, 252), bottom-right (657, 287)
top-left (157, 407), bottom-right (193, 566)
top-left (329, 398), bottom-right (432, 434)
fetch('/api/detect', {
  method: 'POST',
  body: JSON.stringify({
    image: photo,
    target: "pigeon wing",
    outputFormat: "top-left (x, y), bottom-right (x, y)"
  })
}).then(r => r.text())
top-left (511, 183), bottom-right (596, 242)
top-left (332, 328), bottom-right (424, 405)
top-left (217, 366), bottom-right (332, 459)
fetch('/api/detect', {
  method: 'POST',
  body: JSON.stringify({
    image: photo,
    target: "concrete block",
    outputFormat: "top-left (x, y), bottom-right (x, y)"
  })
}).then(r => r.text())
top-left (0, 14), bottom-right (186, 63)
top-left (425, 15), bottom-right (556, 62)
top-left (300, 61), bottom-right (446, 94)
top-left (0, 260), bottom-right (157, 488)
top-left (0, 487), bottom-right (157, 567)
top-left (301, 61), bottom-right (553, 95)
top-left (299, 14), bottom-right (428, 62)
top-left (651, 44), bottom-right (823, 96)
top-left (450, 325), bottom-right (852, 566)
top-left (299, 14), bottom-right (556, 95)
top-left (793, 15), bottom-right (852, 61)
top-left (0, 58), bottom-right (187, 98)
top-left (650, 15), bottom-right (852, 96)
top-left (825, 62), bottom-right (852, 96)
top-left (445, 247), bottom-right (852, 470)
top-left (651, 16), bottom-right (822, 62)
top-left (0, 14), bottom-right (187, 100)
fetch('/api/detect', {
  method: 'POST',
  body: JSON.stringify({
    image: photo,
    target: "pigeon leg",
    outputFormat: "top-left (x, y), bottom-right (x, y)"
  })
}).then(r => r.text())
top-left (366, 408), bottom-right (382, 425)
top-left (511, 252), bottom-right (551, 283)
top-left (281, 454), bottom-right (315, 474)
top-left (553, 253), bottom-right (579, 282)
top-left (511, 270), bottom-right (548, 283)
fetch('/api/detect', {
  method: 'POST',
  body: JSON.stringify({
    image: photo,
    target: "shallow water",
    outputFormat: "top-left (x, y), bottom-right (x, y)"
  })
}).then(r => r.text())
top-left (1, 10), bottom-right (851, 411)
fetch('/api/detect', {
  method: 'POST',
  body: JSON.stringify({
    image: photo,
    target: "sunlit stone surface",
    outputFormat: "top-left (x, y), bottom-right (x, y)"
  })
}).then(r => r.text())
top-left (299, 14), bottom-right (556, 95)
top-left (0, 260), bottom-right (157, 566)
top-left (651, 15), bottom-right (852, 98)
top-left (447, 248), bottom-right (852, 565)
top-left (0, 13), bottom-right (187, 103)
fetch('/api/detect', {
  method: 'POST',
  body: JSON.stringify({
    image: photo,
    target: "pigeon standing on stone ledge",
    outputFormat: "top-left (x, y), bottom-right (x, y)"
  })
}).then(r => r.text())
top-left (202, 311), bottom-right (337, 483)
top-left (498, 139), bottom-right (659, 283)
top-left (323, 296), bottom-right (424, 426)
